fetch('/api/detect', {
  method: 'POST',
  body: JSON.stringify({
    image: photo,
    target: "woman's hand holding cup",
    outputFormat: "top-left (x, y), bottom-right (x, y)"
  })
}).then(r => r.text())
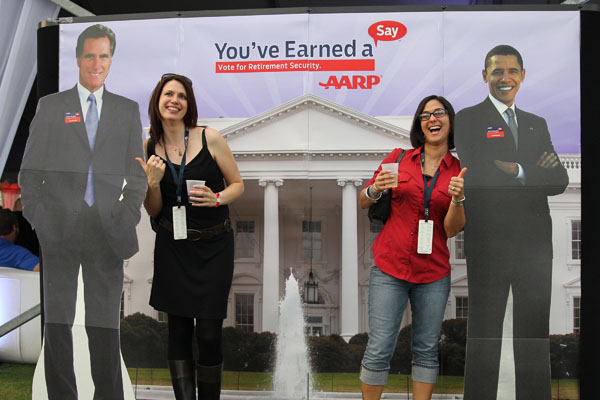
top-left (186, 180), bottom-right (206, 205)
top-left (373, 168), bottom-right (396, 194)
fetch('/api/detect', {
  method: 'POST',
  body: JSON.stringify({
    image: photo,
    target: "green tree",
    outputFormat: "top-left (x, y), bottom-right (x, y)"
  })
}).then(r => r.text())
top-left (309, 335), bottom-right (354, 372)
top-left (390, 325), bottom-right (412, 374)
top-left (550, 333), bottom-right (579, 379)
top-left (438, 319), bottom-right (467, 376)
top-left (222, 328), bottom-right (276, 372)
top-left (120, 313), bottom-right (168, 368)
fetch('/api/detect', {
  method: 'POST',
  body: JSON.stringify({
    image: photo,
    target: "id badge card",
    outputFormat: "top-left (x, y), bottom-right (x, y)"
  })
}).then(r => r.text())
top-left (172, 206), bottom-right (187, 240)
top-left (417, 219), bottom-right (434, 254)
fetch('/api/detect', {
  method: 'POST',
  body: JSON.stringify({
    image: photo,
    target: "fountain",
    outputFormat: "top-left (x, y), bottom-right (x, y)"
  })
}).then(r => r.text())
top-left (272, 270), bottom-right (314, 399)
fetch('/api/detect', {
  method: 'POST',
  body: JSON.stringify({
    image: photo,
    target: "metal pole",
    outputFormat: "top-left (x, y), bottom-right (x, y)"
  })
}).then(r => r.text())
top-left (307, 372), bottom-right (310, 400)
top-left (134, 368), bottom-right (138, 399)
top-left (48, 0), bottom-right (95, 16)
top-left (0, 303), bottom-right (41, 338)
top-left (557, 343), bottom-right (567, 400)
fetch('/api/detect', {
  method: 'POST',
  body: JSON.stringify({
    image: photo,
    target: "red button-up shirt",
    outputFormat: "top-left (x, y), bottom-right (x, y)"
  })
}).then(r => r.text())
top-left (366, 147), bottom-right (461, 283)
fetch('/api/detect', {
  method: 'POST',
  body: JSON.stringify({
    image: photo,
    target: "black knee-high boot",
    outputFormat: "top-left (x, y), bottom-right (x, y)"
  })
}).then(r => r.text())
top-left (196, 363), bottom-right (222, 400)
top-left (169, 360), bottom-right (196, 400)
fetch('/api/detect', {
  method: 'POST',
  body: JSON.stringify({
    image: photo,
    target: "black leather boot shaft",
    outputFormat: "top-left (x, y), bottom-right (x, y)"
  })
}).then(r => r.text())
top-left (169, 360), bottom-right (196, 400)
top-left (196, 363), bottom-right (223, 400)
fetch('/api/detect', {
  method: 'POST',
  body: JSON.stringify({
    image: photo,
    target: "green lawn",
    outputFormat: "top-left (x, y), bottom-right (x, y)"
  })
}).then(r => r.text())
top-left (0, 363), bottom-right (580, 399)
top-left (0, 363), bottom-right (35, 400)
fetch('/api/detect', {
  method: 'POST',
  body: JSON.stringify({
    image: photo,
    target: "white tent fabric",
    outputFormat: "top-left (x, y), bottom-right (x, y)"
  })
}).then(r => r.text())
top-left (0, 0), bottom-right (59, 177)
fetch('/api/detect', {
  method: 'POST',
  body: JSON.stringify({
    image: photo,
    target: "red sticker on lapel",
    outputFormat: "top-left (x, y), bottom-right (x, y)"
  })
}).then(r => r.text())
top-left (486, 126), bottom-right (504, 138)
top-left (64, 111), bottom-right (81, 123)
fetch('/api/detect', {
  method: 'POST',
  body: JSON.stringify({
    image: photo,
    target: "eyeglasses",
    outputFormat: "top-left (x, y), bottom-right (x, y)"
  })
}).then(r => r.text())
top-left (161, 73), bottom-right (193, 86)
top-left (418, 109), bottom-right (448, 121)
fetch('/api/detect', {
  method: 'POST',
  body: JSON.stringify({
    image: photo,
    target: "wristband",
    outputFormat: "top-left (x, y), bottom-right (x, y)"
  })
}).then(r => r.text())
top-left (451, 196), bottom-right (465, 207)
top-left (215, 192), bottom-right (221, 207)
top-left (369, 185), bottom-right (382, 200)
top-left (369, 186), bottom-right (380, 200)
top-left (365, 185), bottom-right (382, 203)
top-left (372, 182), bottom-right (381, 194)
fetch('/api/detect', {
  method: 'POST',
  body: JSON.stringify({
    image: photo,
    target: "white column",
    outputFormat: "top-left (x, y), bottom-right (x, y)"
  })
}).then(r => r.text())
top-left (259, 178), bottom-right (283, 333)
top-left (337, 178), bottom-right (362, 341)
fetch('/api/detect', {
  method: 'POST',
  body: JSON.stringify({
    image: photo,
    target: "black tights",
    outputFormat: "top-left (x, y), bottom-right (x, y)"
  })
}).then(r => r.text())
top-left (167, 314), bottom-right (223, 366)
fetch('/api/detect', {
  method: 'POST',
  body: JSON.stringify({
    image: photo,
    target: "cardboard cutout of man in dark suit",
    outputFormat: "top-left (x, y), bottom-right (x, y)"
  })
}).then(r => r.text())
top-left (19, 24), bottom-right (146, 399)
top-left (454, 45), bottom-right (569, 400)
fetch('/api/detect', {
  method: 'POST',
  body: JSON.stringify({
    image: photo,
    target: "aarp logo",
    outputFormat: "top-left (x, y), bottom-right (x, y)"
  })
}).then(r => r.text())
top-left (318, 75), bottom-right (381, 90)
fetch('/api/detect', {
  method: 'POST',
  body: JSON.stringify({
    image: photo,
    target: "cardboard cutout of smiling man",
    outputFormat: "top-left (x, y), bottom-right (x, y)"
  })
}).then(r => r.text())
top-left (454, 45), bottom-right (569, 400)
top-left (19, 24), bottom-right (146, 399)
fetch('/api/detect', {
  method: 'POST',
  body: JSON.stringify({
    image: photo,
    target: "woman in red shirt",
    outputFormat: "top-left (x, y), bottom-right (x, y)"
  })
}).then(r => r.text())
top-left (359, 95), bottom-right (466, 400)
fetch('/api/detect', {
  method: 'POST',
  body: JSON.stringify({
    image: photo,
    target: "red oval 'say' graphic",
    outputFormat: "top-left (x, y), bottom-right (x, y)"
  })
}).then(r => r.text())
top-left (368, 21), bottom-right (407, 47)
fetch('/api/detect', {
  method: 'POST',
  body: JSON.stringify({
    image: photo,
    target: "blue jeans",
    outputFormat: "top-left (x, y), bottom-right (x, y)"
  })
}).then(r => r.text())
top-left (360, 266), bottom-right (450, 385)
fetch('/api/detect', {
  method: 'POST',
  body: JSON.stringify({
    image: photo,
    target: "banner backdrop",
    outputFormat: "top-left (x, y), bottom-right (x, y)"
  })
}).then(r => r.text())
top-left (48, 9), bottom-right (581, 398)
top-left (58, 11), bottom-right (580, 154)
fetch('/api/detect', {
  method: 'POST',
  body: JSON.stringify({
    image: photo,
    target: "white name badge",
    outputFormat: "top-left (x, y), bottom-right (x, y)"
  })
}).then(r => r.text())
top-left (172, 206), bottom-right (187, 240)
top-left (417, 219), bottom-right (434, 254)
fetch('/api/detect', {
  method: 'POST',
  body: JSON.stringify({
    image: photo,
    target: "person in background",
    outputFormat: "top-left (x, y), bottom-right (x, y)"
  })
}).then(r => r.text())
top-left (359, 95), bottom-right (466, 400)
top-left (136, 73), bottom-right (244, 400)
top-left (0, 208), bottom-right (39, 271)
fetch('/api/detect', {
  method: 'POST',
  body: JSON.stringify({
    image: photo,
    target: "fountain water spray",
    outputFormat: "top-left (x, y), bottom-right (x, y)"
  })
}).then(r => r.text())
top-left (272, 270), bottom-right (314, 399)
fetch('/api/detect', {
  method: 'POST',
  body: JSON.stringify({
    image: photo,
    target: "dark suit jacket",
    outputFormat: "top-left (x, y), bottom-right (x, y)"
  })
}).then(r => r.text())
top-left (19, 86), bottom-right (146, 260)
top-left (454, 97), bottom-right (568, 260)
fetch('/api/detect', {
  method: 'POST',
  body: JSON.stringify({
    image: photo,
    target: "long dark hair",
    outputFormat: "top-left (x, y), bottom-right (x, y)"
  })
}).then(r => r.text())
top-left (148, 74), bottom-right (198, 144)
top-left (409, 95), bottom-right (455, 150)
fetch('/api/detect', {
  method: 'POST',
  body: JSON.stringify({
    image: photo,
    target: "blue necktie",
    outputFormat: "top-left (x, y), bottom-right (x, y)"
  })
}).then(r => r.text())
top-left (505, 108), bottom-right (518, 150)
top-left (84, 93), bottom-right (98, 206)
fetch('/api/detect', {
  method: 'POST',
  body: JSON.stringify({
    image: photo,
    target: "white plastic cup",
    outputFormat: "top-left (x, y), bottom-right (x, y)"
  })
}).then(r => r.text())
top-left (186, 180), bottom-right (205, 203)
top-left (381, 163), bottom-right (399, 188)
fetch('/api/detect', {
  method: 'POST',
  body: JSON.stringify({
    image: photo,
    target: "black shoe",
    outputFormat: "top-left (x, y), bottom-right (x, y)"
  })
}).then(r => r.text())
top-left (196, 363), bottom-right (222, 400)
top-left (169, 360), bottom-right (196, 400)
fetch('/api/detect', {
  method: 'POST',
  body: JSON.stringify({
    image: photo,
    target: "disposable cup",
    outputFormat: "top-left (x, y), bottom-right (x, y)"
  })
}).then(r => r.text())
top-left (381, 163), bottom-right (399, 188)
top-left (186, 180), bottom-right (205, 203)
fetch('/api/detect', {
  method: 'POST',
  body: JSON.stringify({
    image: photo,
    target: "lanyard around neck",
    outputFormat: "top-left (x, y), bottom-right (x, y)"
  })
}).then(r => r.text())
top-left (164, 127), bottom-right (190, 206)
top-left (421, 147), bottom-right (441, 222)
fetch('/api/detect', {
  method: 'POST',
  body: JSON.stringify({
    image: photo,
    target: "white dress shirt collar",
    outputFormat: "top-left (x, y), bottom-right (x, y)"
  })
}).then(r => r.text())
top-left (488, 94), bottom-right (517, 124)
top-left (77, 83), bottom-right (104, 120)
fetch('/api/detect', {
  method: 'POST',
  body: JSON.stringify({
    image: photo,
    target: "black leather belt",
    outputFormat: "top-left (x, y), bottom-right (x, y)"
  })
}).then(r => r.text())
top-left (158, 217), bottom-right (231, 241)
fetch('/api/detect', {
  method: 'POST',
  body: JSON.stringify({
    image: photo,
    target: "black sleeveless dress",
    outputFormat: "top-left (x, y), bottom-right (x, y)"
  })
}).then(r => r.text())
top-left (148, 129), bottom-right (234, 319)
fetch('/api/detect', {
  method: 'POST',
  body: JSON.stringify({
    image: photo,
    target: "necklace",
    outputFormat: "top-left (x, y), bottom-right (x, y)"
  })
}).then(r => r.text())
top-left (169, 145), bottom-right (183, 157)
top-left (423, 161), bottom-right (441, 173)
top-left (164, 138), bottom-right (185, 157)
top-left (422, 145), bottom-right (446, 173)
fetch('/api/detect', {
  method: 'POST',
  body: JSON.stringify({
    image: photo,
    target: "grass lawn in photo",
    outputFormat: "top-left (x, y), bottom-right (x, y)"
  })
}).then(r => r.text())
top-left (0, 363), bottom-right (580, 399)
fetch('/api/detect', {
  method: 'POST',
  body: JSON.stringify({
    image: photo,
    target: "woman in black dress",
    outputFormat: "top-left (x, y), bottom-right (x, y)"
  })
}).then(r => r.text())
top-left (136, 74), bottom-right (244, 400)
